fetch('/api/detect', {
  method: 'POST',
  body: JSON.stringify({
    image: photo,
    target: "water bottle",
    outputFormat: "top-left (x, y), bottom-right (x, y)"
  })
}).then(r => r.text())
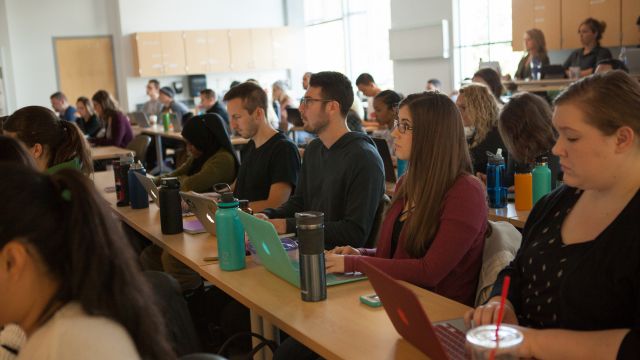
top-left (159, 177), bottom-right (183, 234)
top-left (486, 149), bottom-right (507, 208)
top-left (515, 166), bottom-right (533, 211)
top-left (530, 57), bottom-right (542, 80)
top-left (116, 152), bottom-right (135, 207)
top-left (619, 47), bottom-right (627, 65)
top-left (397, 159), bottom-right (408, 178)
top-left (532, 158), bottom-right (552, 204)
top-left (128, 161), bottom-right (149, 209)
top-left (162, 112), bottom-right (171, 132)
top-left (215, 192), bottom-right (246, 271)
top-left (296, 211), bottom-right (327, 302)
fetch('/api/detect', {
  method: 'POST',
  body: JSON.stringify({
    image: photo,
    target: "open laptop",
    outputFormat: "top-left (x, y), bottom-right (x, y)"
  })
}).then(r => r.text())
top-left (626, 48), bottom-right (640, 74)
top-left (360, 260), bottom-right (469, 360)
top-left (372, 137), bottom-right (397, 183)
top-left (541, 65), bottom-right (566, 79)
top-left (237, 210), bottom-right (367, 287)
top-left (180, 191), bottom-right (220, 235)
top-left (286, 108), bottom-right (304, 127)
top-left (133, 172), bottom-right (192, 216)
top-left (128, 112), bottom-right (151, 128)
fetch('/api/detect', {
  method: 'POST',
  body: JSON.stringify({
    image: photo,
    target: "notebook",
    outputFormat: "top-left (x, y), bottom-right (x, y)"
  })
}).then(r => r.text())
top-left (359, 260), bottom-right (469, 360)
top-left (133, 172), bottom-right (192, 216)
top-left (237, 210), bottom-right (367, 287)
top-left (180, 191), bottom-right (220, 235)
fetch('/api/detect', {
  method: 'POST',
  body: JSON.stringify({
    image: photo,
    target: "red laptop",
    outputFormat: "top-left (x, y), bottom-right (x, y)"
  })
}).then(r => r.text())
top-left (360, 260), bottom-right (470, 360)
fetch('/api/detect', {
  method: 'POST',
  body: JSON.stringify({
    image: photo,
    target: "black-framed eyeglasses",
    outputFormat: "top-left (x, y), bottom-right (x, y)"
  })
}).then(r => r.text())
top-left (300, 97), bottom-right (334, 106)
top-left (393, 119), bottom-right (413, 134)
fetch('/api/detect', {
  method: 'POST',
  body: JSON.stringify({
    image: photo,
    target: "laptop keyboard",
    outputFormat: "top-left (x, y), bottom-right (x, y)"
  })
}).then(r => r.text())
top-left (434, 323), bottom-right (469, 360)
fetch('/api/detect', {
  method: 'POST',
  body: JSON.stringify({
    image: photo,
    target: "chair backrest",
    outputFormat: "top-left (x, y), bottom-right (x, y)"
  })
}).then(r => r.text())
top-left (126, 134), bottom-right (152, 166)
top-left (475, 221), bottom-right (522, 306)
top-left (364, 194), bottom-right (392, 248)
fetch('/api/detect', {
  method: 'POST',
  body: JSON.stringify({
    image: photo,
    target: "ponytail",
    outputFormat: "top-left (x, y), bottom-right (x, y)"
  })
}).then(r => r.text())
top-left (55, 121), bottom-right (93, 175)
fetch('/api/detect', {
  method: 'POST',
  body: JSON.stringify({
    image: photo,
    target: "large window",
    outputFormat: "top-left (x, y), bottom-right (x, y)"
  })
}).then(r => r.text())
top-left (303, 0), bottom-right (393, 89)
top-left (453, 0), bottom-right (523, 89)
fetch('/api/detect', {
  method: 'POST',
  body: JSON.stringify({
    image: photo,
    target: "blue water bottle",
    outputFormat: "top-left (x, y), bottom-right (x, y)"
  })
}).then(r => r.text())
top-left (215, 192), bottom-right (246, 271)
top-left (486, 148), bottom-right (507, 208)
top-left (397, 159), bottom-right (408, 178)
top-left (128, 161), bottom-right (149, 209)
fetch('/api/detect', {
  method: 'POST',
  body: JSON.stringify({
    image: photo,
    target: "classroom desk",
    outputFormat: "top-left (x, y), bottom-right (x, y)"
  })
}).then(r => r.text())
top-left (197, 261), bottom-right (470, 360)
top-left (90, 146), bottom-right (134, 161)
top-left (488, 203), bottom-right (529, 229)
top-left (504, 74), bottom-right (640, 93)
top-left (93, 171), bottom-right (218, 268)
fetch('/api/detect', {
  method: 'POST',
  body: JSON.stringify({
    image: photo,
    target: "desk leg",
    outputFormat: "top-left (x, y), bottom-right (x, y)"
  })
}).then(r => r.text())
top-left (250, 310), bottom-right (264, 360)
top-left (250, 310), bottom-right (278, 360)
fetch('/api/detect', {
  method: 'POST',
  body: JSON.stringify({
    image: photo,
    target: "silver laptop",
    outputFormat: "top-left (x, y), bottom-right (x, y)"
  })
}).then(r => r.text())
top-left (128, 112), bottom-right (151, 128)
top-left (133, 172), bottom-right (192, 216)
top-left (180, 191), bottom-right (220, 235)
top-left (626, 48), bottom-right (640, 75)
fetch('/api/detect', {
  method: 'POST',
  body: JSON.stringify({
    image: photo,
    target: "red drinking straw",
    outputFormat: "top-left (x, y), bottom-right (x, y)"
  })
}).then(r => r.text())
top-left (490, 275), bottom-right (511, 360)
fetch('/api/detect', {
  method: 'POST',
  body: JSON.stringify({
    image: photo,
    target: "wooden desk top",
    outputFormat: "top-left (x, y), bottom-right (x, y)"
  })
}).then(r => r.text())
top-left (93, 171), bottom-right (218, 267)
top-left (90, 146), bottom-right (134, 161)
top-left (198, 261), bottom-right (470, 360)
top-left (140, 125), bottom-right (249, 146)
top-left (488, 203), bottom-right (529, 228)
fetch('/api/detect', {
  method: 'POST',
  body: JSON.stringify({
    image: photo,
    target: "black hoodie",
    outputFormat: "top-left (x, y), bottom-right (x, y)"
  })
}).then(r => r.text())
top-left (263, 131), bottom-right (385, 249)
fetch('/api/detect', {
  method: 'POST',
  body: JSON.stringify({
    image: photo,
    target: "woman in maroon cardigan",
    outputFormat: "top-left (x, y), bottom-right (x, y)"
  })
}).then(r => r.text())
top-left (91, 90), bottom-right (133, 148)
top-left (326, 91), bottom-right (488, 306)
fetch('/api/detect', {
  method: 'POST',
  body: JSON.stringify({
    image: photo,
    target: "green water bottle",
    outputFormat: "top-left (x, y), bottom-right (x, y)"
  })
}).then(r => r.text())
top-left (532, 158), bottom-right (551, 204)
top-left (162, 112), bottom-right (171, 132)
top-left (215, 192), bottom-right (246, 271)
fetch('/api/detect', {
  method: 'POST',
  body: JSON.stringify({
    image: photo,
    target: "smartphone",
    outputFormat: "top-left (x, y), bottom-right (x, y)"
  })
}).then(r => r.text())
top-left (359, 293), bottom-right (382, 307)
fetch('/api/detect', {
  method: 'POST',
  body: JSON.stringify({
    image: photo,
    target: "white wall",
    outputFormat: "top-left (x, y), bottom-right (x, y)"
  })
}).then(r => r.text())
top-left (0, 0), bottom-right (16, 114)
top-left (390, 0), bottom-right (454, 95)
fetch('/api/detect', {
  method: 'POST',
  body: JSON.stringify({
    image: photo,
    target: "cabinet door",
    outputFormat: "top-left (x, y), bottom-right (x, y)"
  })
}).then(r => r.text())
top-left (134, 33), bottom-right (163, 76)
top-left (229, 29), bottom-right (253, 71)
top-left (251, 29), bottom-right (273, 69)
top-left (561, 0), bottom-right (590, 49)
top-left (161, 31), bottom-right (186, 75)
top-left (621, 0), bottom-right (640, 46)
top-left (208, 30), bottom-right (231, 72)
top-left (512, 0), bottom-right (534, 51)
top-left (590, 0), bottom-right (621, 47)
top-left (271, 27), bottom-right (294, 69)
top-left (534, 0), bottom-right (561, 50)
top-left (184, 31), bottom-right (210, 74)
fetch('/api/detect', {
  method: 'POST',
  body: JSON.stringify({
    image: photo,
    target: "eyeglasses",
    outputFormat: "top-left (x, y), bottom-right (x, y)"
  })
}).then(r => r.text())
top-left (393, 119), bottom-right (413, 134)
top-left (300, 97), bottom-right (334, 106)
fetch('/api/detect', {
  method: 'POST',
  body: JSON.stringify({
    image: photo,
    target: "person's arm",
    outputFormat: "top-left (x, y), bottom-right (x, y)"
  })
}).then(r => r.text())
top-left (250, 140), bottom-right (301, 213)
top-left (108, 115), bottom-right (128, 147)
top-left (250, 182), bottom-right (293, 213)
top-left (342, 177), bottom-right (486, 286)
top-left (85, 116), bottom-right (101, 138)
top-left (518, 328), bottom-right (631, 360)
top-left (92, 117), bottom-right (116, 146)
top-left (180, 151), bottom-right (236, 193)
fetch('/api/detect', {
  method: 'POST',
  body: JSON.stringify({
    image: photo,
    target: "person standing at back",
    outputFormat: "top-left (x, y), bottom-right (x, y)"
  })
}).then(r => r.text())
top-left (199, 89), bottom-right (230, 133)
top-left (49, 92), bottom-right (76, 122)
top-left (261, 71), bottom-right (385, 249)
top-left (142, 79), bottom-right (163, 117)
top-left (563, 17), bottom-right (612, 77)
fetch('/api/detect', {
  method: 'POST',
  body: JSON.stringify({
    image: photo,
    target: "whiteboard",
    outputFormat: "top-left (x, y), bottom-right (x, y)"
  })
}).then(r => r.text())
top-left (389, 20), bottom-right (449, 60)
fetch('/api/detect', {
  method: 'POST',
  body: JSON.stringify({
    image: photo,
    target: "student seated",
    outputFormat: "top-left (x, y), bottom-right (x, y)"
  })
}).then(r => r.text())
top-left (155, 113), bottom-right (239, 193)
top-left (224, 82), bottom-right (301, 212)
top-left (75, 96), bottom-right (103, 138)
top-left (0, 164), bottom-right (174, 360)
top-left (3, 106), bottom-right (92, 174)
top-left (91, 90), bottom-right (133, 148)
top-left (49, 91), bottom-right (77, 122)
top-left (514, 28), bottom-right (550, 80)
top-left (371, 89), bottom-right (403, 154)
top-left (158, 86), bottom-right (189, 126)
top-left (472, 68), bottom-right (504, 105)
top-left (261, 71), bottom-right (385, 249)
top-left (465, 71), bottom-right (640, 359)
top-left (498, 92), bottom-right (561, 188)
top-left (326, 91), bottom-right (487, 306)
top-left (199, 89), bottom-right (230, 133)
top-left (563, 17), bottom-right (612, 78)
top-left (456, 83), bottom-right (508, 175)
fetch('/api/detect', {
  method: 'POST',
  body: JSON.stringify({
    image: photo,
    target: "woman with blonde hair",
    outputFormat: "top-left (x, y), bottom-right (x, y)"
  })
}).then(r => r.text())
top-left (456, 83), bottom-right (507, 175)
top-left (515, 28), bottom-right (550, 80)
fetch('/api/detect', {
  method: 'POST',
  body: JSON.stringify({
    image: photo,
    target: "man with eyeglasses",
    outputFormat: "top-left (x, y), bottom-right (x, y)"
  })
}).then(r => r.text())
top-left (261, 71), bottom-right (385, 249)
top-left (142, 79), bottom-right (163, 118)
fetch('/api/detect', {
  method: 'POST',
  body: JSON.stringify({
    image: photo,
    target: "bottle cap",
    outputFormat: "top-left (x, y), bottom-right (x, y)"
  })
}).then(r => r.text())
top-left (487, 148), bottom-right (504, 164)
top-left (129, 160), bottom-right (144, 170)
top-left (161, 177), bottom-right (180, 189)
top-left (220, 192), bottom-right (238, 203)
top-left (296, 211), bottom-right (325, 230)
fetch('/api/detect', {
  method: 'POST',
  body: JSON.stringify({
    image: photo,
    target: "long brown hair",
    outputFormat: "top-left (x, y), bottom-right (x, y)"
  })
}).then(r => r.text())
top-left (499, 92), bottom-right (556, 163)
top-left (3, 106), bottom-right (93, 175)
top-left (554, 70), bottom-right (640, 137)
top-left (76, 96), bottom-right (96, 117)
top-left (526, 28), bottom-right (548, 61)
top-left (0, 164), bottom-right (175, 360)
top-left (459, 84), bottom-right (499, 148)
top-left (394, 92), bottom-right (473, 257)
top-left (92, 89), bottom-right (122, 122)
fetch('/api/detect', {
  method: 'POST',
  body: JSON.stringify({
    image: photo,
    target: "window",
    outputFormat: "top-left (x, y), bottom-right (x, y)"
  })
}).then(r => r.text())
top-left (303, 0), bottom-right (393, 89)
top-left (453, 0), bottom-right (523, 89)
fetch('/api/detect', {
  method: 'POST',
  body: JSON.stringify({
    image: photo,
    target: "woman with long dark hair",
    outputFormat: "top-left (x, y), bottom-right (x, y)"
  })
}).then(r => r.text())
top-left (0, 164), bottom-right (174, 359)
top-left (75, 96), bottom-right (103, 137)
top-left (515, 28), bottom-right (550, 80)
top-left (91, 90), bottom-right (133, 147)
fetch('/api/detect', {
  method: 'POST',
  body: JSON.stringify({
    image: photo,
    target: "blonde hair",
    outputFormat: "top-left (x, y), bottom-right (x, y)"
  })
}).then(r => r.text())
top-left (459, 84), bottom-right (499, 148)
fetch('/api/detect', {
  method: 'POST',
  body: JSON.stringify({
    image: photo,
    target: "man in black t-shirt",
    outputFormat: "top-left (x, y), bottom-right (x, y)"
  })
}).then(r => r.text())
top-left (223, 82), bottom-right (301, 212)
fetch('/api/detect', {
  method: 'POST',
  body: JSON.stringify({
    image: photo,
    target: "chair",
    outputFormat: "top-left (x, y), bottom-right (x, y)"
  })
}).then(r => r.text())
top-left (364, 194), bottom-right (392, 248)
top-left (474, 221), bottom-right (522, 306)
top-left (126, 134), bottom-right (152, 166)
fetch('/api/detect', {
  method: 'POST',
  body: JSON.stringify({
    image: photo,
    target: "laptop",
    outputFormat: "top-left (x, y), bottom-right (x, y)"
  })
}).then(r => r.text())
top-left (626, 48), bottom-right (640, 74)
top-left (360, 260), bottom-right (469, 360)
top-left (541, 65), bottom-right (566, 79)
top-left (128, 112), bottom-right (151, 128)
top-left (180, 191), bottom-right (220, 235)
top-left (133, 172), bottom-right (193, 216)
top-left (372, 137), bottom-right (397, 183)
top-left (236, 210), bottom-right (367, 287)
top-left (286, 108), bottom-right (304, 127)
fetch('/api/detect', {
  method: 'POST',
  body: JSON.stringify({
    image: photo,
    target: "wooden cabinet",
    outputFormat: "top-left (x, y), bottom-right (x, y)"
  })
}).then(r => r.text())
top-left (561, 0), bottom-right (590, 49)
top-left (621, 0), bottom-right (640, 46)
top-left (272, 27), bottom-right (295, 69)
top-left (133, 31), bottom-right (185, 76)
top-left (534, 0), bottom-right (562, 50)
top-left (160, 32), bottom-right (186, 75)
top-left (590, 0), bottom-right (620, 47)
top-left (252, 29), bottom-right (274, 69)
top-left (208, 30), bottom-right (231, 72)
top-left (229, 29), bottom-right (253, 71)
top-left (184, 30), bottom-right (231, 73)
top-left (512, 0), bottom-right (534, 51)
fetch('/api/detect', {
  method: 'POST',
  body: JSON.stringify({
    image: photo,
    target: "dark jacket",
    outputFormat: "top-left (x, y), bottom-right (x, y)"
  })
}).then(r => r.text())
top-left (206, 101), bottom-right (230, 134)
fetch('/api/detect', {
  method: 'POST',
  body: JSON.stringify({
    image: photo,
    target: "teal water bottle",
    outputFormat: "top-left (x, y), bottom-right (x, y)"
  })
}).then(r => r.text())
top-left (397, 159), bottom-right (408, 178)
top-left (215, 192), bottom-right (246, 271)
top-left (532, 158), bottom-right (551, 204)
